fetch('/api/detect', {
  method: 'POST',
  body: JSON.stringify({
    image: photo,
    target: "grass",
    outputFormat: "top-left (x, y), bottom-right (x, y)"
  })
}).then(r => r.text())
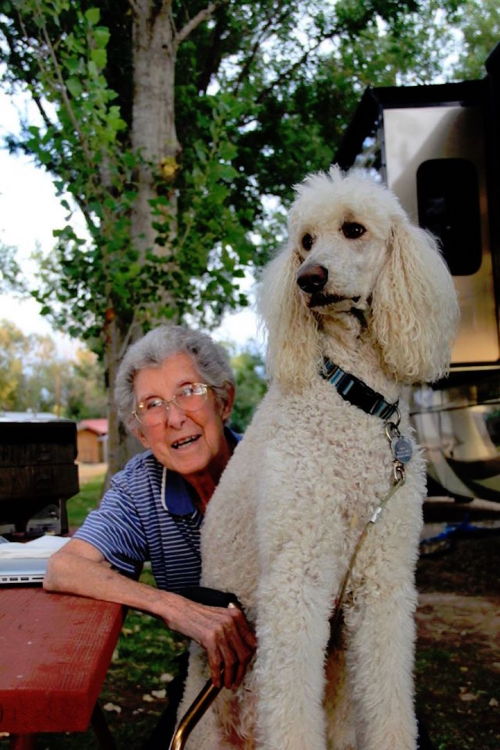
top-left (66, 476), bottom-right (106, 527)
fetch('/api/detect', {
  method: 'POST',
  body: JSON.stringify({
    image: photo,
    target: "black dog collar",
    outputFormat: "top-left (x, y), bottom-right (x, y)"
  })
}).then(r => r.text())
top-left (320, 357), bottom-right (399, 421)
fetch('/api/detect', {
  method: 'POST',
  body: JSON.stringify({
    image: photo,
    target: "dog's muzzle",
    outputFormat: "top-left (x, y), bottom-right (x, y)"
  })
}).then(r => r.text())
top-left (297, 265), bottom-right (360, 308)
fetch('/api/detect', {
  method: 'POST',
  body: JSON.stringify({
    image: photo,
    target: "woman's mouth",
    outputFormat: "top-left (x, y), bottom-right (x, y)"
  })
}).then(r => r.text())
top-left (171, 434), bottom-right (201, 450)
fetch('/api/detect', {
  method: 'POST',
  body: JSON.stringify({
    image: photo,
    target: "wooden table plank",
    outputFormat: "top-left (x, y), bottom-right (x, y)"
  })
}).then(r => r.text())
top-left (0, 587), bottom-right (124, 734)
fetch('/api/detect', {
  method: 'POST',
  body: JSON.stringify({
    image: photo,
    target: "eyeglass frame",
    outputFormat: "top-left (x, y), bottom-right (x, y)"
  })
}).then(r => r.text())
top-left (132, 382), bottom-right (212, 426)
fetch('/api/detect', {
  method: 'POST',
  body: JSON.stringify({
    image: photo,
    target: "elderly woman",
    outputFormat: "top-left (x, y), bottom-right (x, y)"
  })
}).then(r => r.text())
top-left (44, 325), bottom-right (256, 704)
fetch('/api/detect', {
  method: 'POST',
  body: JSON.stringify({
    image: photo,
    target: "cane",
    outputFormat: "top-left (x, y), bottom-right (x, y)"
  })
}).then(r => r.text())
top-left (167, 587), bottom-right (241, 750)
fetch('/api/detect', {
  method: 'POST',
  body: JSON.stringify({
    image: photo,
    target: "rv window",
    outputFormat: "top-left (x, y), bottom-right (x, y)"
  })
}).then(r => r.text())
top-left (416, 158), bottom-right (482, 276)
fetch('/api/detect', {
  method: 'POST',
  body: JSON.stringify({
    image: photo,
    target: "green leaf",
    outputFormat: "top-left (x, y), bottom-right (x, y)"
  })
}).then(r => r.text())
top-left (219, 141), bottom-right (237, 161)
top-left (217, 164), bottom-right (238, 181)
top-left (85, 7), bottom-right (100, 25)
top-left (64, 56), bottom-right (81, 73)
top-left (91, 48), bottom-right (107, 69)
top-left (94, 27), bottom-right (110, 48)
top-left (66, 77), bottom-right (82, 97)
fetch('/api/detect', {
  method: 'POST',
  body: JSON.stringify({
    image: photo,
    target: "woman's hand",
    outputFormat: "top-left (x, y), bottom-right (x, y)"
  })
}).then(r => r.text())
top-left (45, 540), bottom-right (256, 690)
top-left (164, 595), bottom-right (256, 690)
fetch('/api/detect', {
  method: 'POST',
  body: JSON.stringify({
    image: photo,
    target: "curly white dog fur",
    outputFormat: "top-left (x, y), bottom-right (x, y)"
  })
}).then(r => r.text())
top-left (178, 166), bottom-right (459, 750)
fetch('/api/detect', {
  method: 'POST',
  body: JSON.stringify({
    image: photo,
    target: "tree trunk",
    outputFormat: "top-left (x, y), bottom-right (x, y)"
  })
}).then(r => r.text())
top-left (103, 0), bottom-right (217, 479)
top-left (104, 313), bottom-right (143, 482)
top-left (131, 0), bottom-right (180, 280)
top-left (102, 1), bottom-right (180, 479)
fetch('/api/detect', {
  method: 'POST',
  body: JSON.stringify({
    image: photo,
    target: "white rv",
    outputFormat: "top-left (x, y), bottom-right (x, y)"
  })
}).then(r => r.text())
top-left (336, 44), bottom-right (500, 503)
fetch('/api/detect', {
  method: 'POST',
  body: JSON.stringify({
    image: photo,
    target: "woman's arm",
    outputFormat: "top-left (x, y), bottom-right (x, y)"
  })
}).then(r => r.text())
top-left (44, 539), bottom-right (255, 689)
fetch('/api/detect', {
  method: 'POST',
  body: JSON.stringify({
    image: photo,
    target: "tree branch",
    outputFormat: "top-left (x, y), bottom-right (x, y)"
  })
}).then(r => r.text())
top-left (254, 29), bottom-right (337, 107)
top-left (69, 192), bottom-right (99, 237)
top-left (30, 90), bottom-right (56, 131)
top-left (128, 0), bottom-right (141, 15)
top-left (1, 24), bottom-right (55, 133)
top-left (175, 0), bottom-right (226, 47)
top-left (234, 7), bottom-right (295, 92)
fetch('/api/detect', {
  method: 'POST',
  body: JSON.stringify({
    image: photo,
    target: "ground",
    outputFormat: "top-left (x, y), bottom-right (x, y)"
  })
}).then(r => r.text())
top-left (102, 504), bottom-right (500, 750)
top-left (78, 462), bottom-right (108, 483)
top-left (414, 511), bottom-right (499, 750)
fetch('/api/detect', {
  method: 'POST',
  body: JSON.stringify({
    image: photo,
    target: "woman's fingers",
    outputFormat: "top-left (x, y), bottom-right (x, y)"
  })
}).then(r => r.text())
top-left (196, 603), bottom-right (256, 689)
top-left (224, 605), bottom-right (256, 687)
top-left (214, 622), bottom-right (247, 689)
top-left (206, 642), bottom-right (225, 688)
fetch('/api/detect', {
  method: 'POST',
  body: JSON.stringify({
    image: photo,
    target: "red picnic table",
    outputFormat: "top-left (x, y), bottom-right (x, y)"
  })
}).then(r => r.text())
top-left (0, 586), bottom-right (124, 749)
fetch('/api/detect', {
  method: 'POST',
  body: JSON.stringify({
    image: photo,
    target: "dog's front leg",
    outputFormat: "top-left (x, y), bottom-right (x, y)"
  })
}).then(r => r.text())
top-left (344, 507), bottom-right (421, 750)
top-left (254, 551), bottom-right (335, 750)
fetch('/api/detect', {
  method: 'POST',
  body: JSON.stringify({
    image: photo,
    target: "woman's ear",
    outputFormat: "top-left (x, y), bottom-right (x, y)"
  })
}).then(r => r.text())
top-left (219, 382), bottom-right (235, 422)
top-left (133, 425), bottom-right (151, 449)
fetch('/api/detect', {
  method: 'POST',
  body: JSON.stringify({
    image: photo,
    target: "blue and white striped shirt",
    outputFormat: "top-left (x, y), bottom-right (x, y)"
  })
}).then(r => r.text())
top-left (74, 429), bottom-right (239, 592)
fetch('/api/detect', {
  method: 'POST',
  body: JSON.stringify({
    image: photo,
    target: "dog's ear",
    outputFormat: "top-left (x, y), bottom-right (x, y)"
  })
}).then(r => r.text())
top-left (258, 245), bottom-right (321, 390)
top-left (371, 218), bottom-right (459, 384)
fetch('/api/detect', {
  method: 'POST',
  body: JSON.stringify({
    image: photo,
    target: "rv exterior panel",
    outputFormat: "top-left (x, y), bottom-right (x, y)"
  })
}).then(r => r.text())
top-left (383, 104), bottom-right (499, 365)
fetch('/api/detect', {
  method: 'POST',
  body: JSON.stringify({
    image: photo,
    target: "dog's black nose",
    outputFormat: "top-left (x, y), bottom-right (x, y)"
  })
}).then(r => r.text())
top-left (297, 265), bottom-right (328, 293)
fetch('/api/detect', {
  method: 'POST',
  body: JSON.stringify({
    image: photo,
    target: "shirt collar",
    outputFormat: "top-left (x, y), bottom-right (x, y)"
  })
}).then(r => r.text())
top-left (163, 427), bottom-right (241, 517)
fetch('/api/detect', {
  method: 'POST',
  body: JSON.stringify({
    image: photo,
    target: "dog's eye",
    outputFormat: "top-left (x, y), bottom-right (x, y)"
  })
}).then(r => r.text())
top-left (341, 222), bottom-right (366, 239)
top-left (301, 233), bottom-right (314, 251)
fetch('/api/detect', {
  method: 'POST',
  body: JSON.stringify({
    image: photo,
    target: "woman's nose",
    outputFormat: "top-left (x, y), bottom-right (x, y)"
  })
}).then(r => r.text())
top-left (165, 401), bottom-right (187, 427)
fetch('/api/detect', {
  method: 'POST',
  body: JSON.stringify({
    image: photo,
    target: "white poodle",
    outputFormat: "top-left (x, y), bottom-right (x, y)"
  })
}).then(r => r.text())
top-left (178, 166), bottom-right (459, 750)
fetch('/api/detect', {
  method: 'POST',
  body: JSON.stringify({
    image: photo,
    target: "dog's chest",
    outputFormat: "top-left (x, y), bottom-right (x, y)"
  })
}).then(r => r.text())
top-left (251, 387), bottom-right (401, 532)
top-left (265, 384), bottom-right (395, 469)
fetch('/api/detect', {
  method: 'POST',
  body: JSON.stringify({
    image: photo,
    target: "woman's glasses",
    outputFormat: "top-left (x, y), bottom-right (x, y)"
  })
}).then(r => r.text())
top-left (133, 383), bottom-right (210, 427)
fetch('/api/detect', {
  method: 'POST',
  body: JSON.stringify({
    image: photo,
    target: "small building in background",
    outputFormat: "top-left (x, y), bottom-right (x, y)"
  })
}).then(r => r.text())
top-left (77, 419), bottom-right (108, 464)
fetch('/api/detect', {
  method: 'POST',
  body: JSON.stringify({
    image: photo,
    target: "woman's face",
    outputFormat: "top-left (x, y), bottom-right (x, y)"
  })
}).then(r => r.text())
top-left (133, 352), bottom-right (234, 480)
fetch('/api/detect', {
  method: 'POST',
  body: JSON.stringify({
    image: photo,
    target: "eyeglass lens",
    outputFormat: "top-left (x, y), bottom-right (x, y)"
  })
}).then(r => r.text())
top-left (136, 384), bottom-right (208, 425)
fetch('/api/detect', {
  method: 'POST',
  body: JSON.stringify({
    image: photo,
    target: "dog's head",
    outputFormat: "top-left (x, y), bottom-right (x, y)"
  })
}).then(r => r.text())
top-left (259, 166), bottom-right (459, 389)
top-left (289, 167), bottom-right (398, 317)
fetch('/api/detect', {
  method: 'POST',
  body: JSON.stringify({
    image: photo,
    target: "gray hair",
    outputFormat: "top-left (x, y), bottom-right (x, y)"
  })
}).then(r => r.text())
top-left (115, 325), bottom-right (235, 431)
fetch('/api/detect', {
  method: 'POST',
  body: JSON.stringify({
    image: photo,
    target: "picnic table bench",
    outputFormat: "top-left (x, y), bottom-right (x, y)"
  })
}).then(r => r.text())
top-left (0, 586), bottom-right (124, 749)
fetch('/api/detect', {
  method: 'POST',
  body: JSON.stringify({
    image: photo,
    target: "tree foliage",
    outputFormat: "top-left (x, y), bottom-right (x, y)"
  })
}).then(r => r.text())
top-left (0, 0), bottom-right (468, 345)
top-left (0, 241), bottom-right (23, 293)
top-left (0, 320), bottom-right (28, 408)
top-left (451, 0), bottom-right (500, 80)
top-left (0, 319), bottom-right (106, 417)
top-left (0, 0), bottom-right (475, 470)
top-left (229, 344), bottom-right (267, 433)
